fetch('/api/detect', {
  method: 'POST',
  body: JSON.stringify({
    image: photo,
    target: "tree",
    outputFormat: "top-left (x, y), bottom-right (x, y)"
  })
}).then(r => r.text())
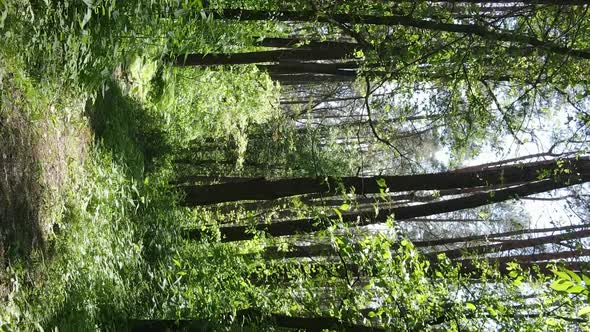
top-left (181, 157), bottom-right (589, 205)
top-left (186, 160), bottom-right (590, 241)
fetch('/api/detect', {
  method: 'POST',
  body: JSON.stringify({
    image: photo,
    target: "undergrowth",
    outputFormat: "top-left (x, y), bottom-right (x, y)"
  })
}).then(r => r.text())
top-left (0, 46), bottom-right (281, 332)
top-left (0, 0), bottom-right (284, 329)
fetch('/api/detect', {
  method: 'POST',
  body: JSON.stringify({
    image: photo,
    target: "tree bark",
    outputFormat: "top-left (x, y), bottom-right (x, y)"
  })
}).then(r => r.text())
top-left (129, 309), bottom-right (384, 332)
top-left (174, 49), bottom-right (354, 66)
top-left (434, 228), bottom-right (590, 259)
top-left (212, 9), bottom-right (590, 59)
top-left (270, 73), bottom-right (356, 85)
top-left (249, 255), bottom-right (586, 287)
top-left (280, 95), bottom-right (363, 105)
top-left (451, 249), bottom-right (590, 267)
top-left (186, 174), bottom-right (590, 241)
top-left (260, 224), bottom-right (590, 260)
top-left (414, 223), bottom-right (590, 247)
top-left (255, 37), bottom-right (361, 51)
top-left (258, 61), bottom-right (360, 77)
top-left (180, 157), bottom-right (589, 206)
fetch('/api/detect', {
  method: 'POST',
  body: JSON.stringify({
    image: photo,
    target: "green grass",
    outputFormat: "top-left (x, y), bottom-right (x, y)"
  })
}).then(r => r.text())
top-left (0, 1), bottom-right (284, 328)
top-left (0, 62), bottom-right (142, 330)
top-left (0, 50), bottom-right (283, 331)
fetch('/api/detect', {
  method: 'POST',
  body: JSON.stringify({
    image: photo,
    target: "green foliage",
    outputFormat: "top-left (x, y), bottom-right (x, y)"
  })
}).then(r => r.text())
top-left (151, 64), bottom-right (280, 165)
top-left (2, 0), bottom-right (590, 331)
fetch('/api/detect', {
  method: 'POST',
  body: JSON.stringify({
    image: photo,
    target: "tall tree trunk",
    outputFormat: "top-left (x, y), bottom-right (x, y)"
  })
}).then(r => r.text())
top-left (414, 223), bottom-right (590, 247)
top-left (451, 249), bottom-right (590, 267)
top-left (255, 37), bottom-right (361, 51)
top-left (270, 73), bottom-right (355, 85)
top-left (170, 175), bottom-right (260, 185)
top-left (260, 223), bottom-right (590, 259)
top-left (180, 157), bottom-right (589, 205)
top-left (129, 310), bottom-right (384, 332)
top-left (174, 49), bottom-right (353, 66)
top-left (212, 9), bottom-right (590, 59)
top-left (258, 61), bottom-right (360, 77)
top-left (280, 95), bottom-right (363, 105)
top-left (249, 255), bottom-right (585, 287)
top-left (187, 174), bottom-right (590, 241)
top-left (434, 228), bottom-right (590, 259)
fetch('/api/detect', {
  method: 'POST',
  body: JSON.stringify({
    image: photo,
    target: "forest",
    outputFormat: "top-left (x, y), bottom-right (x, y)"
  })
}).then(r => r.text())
top-left (1, 0), bottom-right (590, 331)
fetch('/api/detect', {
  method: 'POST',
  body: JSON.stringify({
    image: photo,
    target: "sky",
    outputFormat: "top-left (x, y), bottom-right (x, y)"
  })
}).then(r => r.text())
top-left (449, 102), bottom-right (587, 229)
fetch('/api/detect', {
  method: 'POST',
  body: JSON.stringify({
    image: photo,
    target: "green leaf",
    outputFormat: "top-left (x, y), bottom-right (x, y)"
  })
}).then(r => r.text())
top-left (566, 269), bottom-right (582, 283)
top-left (551, 280), bottom-right (573, 292)
top-left (0, 7), bottom-right (7, 30)
top-left (382, 250), bottom-right (391, 259)
top-left (553, 270), bottom-right (572, 281)
top-left (486, 306), bottom-right (498, 317)
top-left (172, 259), bottom-right (181, 267)
top-left (79, 7), bottom-right (92, 29)
top-left (376, 178), bottom-right (387, 188)
top-left (339, 203), bottom-right (350, 211)
top-left (582, 274), bottom-right (590, 286)
top-left (332, 208), bottom-right (343, 220)
top-left (578, 306), bottom-right (590, 316)
top-left (568, 285), bottom-right (585, 294)
top-left (466, 303), bottom-right (476, 310)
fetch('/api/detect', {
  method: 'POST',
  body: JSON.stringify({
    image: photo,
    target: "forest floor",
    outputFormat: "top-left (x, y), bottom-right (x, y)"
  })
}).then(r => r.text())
top-left (0, 67), bottom-right (90, 298)
top-left (0, 42), bottom-right (267, 328)
top-left (0, 57), bottom-right (166, 329)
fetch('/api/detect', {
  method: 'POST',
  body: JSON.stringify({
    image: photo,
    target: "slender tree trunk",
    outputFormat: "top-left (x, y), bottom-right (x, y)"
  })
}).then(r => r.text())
top-left (129, 310), bottom-right (384, 332)
top-left (434, 228), bottom-right (590, 259)
top-left (414, 223), bottom-right (590, 247)
top-left (187, 174), bottom-right (590, 241)
top-left (281, 95), bottom-right (363, 105)
top-left (173, 49), bottom-right (353, 66)
top-left (260, 224), bottom-right (590, 259)
top-left (249, 256), bottom-right (585, 287)
top-left (452, 249), bottom-right (590, 267)
top-left (213, 9), bottom-right (590, 59)
top-left (258, 61), bottom-right (360, 77)
top-left (270, 73), bottom-right (355, 85)
top-left (255, 37), bottom-right (361, 51)
top-left (180, 157), bottom-right (589, 206)
top-left (170, 176), bottom-right (261, 185)
top-left (423, 0), bottom-right (588, 4)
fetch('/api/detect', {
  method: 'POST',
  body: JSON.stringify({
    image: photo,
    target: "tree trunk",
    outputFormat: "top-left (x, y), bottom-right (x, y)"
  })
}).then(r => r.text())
top-left (255, 37), bottom-right (361, 51)
top-left (270, 73), bottom-right (356, 85)
top-left (180, 157), bottom-right (589, 206)
top-left (187, 174), bottom-right (590, 241)
top-left (414, 223), bottom-right (590, 247)
top-left (258, 61), bottom-right (360, 77)
top-left (129, 309), bottom-right (384, 332)
top-left (260, 223), bottom-right (590, 260)
top-left (451, 249), bottom-right (590, 267)
top-left (212, 9), bottom-right (590, 60)
top-left (173, 49), bottom-right (353, 66)
top-left (434, 228), bottom-right (590, 259)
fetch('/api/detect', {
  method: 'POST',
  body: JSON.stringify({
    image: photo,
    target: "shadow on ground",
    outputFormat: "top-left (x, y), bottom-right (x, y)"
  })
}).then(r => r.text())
top-left (87, 81), bottom-right (169, 179)
top-left (0, 76), bottom-right (45, 268)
